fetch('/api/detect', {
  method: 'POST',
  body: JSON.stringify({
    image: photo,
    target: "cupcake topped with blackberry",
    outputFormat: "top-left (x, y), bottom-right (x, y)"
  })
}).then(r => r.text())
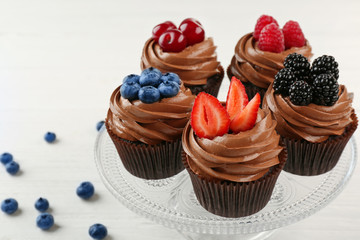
top-left (141, 18), bottom-right (224, 96)
top-left (182, 77), bottom-right (286, 217)
top-left (227, 15), bottom-right (313, 101)
top-left (263, 53), bottom-right (357, 175)
top-left (106, 67), bottom-right (195, 179)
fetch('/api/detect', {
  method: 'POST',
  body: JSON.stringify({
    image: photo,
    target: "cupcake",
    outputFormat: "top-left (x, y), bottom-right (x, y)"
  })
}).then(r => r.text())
top-left (263, 54), bottom-right (358, 176)
top-left (227, 15), bottom-right (313, 101)
top-left (182, 77), bottom-right (286, 218)
top-left (106, 67), bottom-right (195, 179)
top-left (141, 18), bottom-right (224, 96)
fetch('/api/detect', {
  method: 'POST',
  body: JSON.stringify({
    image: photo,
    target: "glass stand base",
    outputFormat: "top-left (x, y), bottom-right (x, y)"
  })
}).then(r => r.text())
top-left (179, 230), bottom-right (275, 240)
top-left (94, 128), bottom-right (357, 237)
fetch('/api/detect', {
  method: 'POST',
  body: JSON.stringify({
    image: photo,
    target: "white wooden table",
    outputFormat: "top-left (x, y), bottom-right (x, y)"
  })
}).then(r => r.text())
top-left (0, 1), bottom-right (359, 239)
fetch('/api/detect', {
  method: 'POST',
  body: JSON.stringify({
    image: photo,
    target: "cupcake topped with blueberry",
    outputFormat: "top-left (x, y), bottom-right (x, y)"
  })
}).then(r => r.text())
top-left (106, 67), bottom-right (195, 179)
top-left (141, 18), bottom-right (224, 96)
top-left (263, 53), bottom-right (357, 175)
top-left (227, 15), bottom-right (313, 101)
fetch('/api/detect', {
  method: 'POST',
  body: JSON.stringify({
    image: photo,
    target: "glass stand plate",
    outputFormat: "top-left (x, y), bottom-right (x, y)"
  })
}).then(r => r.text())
top-left (94, 128), bottom-right (357, 240)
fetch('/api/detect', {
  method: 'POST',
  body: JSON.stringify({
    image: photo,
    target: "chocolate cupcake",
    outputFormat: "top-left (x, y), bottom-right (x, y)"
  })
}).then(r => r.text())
top-left (227, 15), bottom-right (313, 101)
top-left (141, 18), bottom-right (223, 97)
top-left (182, 78), bottom-right (286, 217)
top-left (263, 55), bottom-right (358, 176)
top-left (106, 68), bottom-right (195, 179)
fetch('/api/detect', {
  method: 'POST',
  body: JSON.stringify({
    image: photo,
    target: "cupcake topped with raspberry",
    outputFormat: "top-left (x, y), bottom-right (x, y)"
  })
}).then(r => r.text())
top-left (263, 53), bottom-right (357, 176)
top-left (227, 15), bottom-right (313, 101)
top-left (141, 18), bottom-right (224, 97)
top-left (182, 77), bottom-right (286, 217)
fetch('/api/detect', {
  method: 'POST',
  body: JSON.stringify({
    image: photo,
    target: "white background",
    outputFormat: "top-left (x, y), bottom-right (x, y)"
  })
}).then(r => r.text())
top-left (0, 0), bottom-right (359, 239)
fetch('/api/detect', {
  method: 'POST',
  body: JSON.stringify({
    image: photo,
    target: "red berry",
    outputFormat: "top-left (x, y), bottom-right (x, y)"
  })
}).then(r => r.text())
top-left (282, 20), bottom-right (306, 49)
top-left (179, 18), bottom-right (205, 46)
top-left (229, 93), bottom-right (260, 133)
top-left (258, 23), bottom-right (285, 53)
top-left (253, 15), bottom-right (279, 41)
top-left (191, 92), bottom-right (230, 139)
top-left (152, 21), bottom-right (177, 43)
top-left (158, 29), bottom-right (187, 53)
top-left (226, 77), bottom-right (249, 121)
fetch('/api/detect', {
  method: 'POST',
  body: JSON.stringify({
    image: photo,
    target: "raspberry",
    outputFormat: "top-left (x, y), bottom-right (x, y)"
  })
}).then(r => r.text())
top-left (289, 80), bottom-right (313, 106)
top-left (253, 15), bottom-right (279, 41)
top-left (273, 68), bottom-right (297, 96)
top-left (312, 74), bottom-right (339, 106)
top-left (258, 23), bottom-right (285, 53)
top-left (284, 53), bottom-right (311, 81)
top-left (282, 20), bottom-right (306, 49)
top-left (310, 55), bottom-right (339, 80)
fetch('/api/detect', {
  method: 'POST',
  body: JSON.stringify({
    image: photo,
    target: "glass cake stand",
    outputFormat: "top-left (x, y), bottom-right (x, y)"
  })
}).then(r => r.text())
top-left (94, 127), bottom-right (357, 240)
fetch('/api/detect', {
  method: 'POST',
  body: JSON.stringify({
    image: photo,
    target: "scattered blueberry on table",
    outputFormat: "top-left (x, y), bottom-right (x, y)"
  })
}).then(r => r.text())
top-left (36, 213), bottom-right (54, 230)
top-left (76, 181), bottom-right (95, 199)
top-left (0, 152), bottom-right (13, 165)
top-left (5, 161), bottom-right (20, 175)
top-left (35, 197), bottom-right (49, 212)
top-left (89, 223), bottom-right (108, 240)
top-left (1, 198), bottom-right (18, 215)
top-left (44, 132), bottom-right (56, 143)
top-left (96, 121), bottom-right (105, 131)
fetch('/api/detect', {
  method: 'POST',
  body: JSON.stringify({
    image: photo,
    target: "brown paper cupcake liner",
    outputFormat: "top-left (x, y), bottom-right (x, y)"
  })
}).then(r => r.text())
top-left (182, 148), bottom-right (287, 218)
top-left (283, 113), bottom-right (358, 176)
top-left (106, 122), bottom-right (184, 180)
top-left (226, 65), bottom-right (267, 104)
top-left (186, 65), bottom-right (224, 97)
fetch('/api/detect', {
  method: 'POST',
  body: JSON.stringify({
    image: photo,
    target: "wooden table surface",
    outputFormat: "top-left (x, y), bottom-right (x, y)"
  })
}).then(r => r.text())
top-left (0, 0), bottom-right (359, 239)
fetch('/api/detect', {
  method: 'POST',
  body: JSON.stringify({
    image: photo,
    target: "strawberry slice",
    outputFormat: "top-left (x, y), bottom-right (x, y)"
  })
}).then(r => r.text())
top-left (191, 92), bottom-right (230, 139)
top-left (230, 93), bottom-right (260, 133)
top-left (226, 77), bottom-right (249, 121)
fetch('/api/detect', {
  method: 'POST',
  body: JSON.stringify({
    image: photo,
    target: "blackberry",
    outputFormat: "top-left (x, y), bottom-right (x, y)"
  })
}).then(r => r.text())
top-left (273, 68), bottom-right (297, 96)
top-left (312, 74), bottom-right (339, 106)
top-left (284, 53), bottom-right (311, 81)
top-left (289, 80), bottom-right (313, 106)
top-left (310, 55), bottom-right (339, 80)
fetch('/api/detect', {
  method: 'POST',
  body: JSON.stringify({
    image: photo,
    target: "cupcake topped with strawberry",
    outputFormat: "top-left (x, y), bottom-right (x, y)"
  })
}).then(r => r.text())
top-left (227, 15), bottom-right (313, 102)
top-left (182, 77), bottom-right (282, 182)
top-left (182, 77), bottom-right (286, 218)
top-left (141, 18), bottom-right (224, 97)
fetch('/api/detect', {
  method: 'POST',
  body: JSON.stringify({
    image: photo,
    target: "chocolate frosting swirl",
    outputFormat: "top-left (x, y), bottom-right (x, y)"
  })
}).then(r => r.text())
top-left (141, 38), bottom-right (221, 86)
top-left (107, 84), bottom-right (195, 145)
top-left (263, 84), bottom-right (354, 143)
top-left (229, 33), bottom-right (313, 88)
top-left (182, 109), bottom-right (282, 182)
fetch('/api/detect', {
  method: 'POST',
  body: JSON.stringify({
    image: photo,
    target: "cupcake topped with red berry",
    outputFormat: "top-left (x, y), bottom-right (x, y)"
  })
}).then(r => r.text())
top-left (182, 77), bottom-right (286, 217)
top-left (141, 18), bottom-right (224, 97)
top-left (227, 14), bottom-right (313, 101)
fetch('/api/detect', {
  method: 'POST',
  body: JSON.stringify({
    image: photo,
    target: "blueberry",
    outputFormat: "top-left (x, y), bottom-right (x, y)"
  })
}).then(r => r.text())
top-left (1, 152), bottom-right (13, 165)
top-left (96, 120), bottom-right (105, 131)
top-left (36, 213), bottom-right (54, 230)
top-left (138, 86), bottom-right (161, 103)
top-left (160, 72), bottom-right (181, 85)
top-left (76, 181), bottom-right (95, 199)
top-left (35, 198), bottom-right (49, 212)
top-left (123, 74), bottom-right (140, 84)
top-left (1, 198), bottom-right (18, 215)
top-left (44, 132), bottom-right (56, 143)
top-left (139, 67), bottom-right (162, 87)
top-left (158, 80), bottom-right (180, 98)
top-left (89, 223), bottom-right (108, 240)
top-left (120, 82), bottom-right (141, 100)
top-left (5, 161), bottom-right (20, 175)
